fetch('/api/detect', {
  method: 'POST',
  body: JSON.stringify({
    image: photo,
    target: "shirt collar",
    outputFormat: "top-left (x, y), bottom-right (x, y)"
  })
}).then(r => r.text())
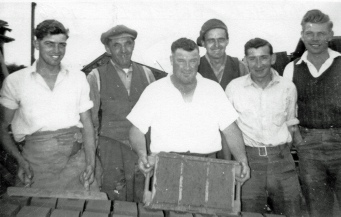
top-left (110, 59), bottom-right (133, 73)
top-left (244, 68), bottom-right (280, 88)
top-left (30, 60), bottom-right (69, 76)
top-left (296, 48), bottom-right (341, 65)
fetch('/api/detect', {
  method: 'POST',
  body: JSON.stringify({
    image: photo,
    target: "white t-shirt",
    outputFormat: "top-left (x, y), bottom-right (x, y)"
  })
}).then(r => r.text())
top-left (127, 73), bottom-right (238, 154)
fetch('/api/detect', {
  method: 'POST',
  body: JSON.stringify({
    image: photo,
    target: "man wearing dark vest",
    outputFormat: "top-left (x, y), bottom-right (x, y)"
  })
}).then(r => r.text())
top-left (197, 19), bottom-right (248, 160)
top-left (87, 25), bottom-right (155, 201)
top-left (283, 9), bottom-right (341, 216)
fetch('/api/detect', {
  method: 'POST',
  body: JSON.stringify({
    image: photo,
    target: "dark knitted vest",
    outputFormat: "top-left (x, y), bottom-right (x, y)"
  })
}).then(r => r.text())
top-left (98, 62), bottom-right (149, 141)
top-left (293, 56), bottom-right (341, 128)
top-left (198, 55), bottom-right (240, 90)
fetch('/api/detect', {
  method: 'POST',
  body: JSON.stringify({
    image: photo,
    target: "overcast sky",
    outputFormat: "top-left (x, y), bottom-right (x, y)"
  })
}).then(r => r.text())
top-left (1, 0), bottom-right (341, 73)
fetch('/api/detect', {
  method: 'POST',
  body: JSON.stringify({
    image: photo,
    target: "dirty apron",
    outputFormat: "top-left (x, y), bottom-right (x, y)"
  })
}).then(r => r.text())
top-left (20, 126), bottom-right (99, 191)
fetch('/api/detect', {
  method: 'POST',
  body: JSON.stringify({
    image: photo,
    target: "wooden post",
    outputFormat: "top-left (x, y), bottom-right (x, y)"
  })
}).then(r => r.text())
top-left (31, 2), bottom-right (36, 65)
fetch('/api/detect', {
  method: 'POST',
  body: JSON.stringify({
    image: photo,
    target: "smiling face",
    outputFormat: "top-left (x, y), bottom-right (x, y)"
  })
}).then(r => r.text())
top-left (170, 48), bottom-right (200, 86)
top-left (245, 45), bottom-right (276, 81)
top-left (301, 22), bottom-right (333, 56)
top-left (34, 33), bottom-right (67, 68)
top-left (105, 36), bottom-right (135, 68)
top-left (202, 28), bottom-right (229, 60)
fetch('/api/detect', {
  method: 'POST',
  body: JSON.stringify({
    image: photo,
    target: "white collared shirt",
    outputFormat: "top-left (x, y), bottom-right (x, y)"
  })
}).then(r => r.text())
top-left (283, 48), bottom-right (341, 80)
top-left (0, 61), bottom-right (93, 142)
top-left (226, 69), bottom-right (298, 147)
top-left (127, 73), bottom-right (238, 154)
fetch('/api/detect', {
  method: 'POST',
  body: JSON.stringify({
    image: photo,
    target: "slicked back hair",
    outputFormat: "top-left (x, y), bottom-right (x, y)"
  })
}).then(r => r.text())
top-left (35, 19), bottom-right (69, 40)
top-left (244, 38), bottom-right (273, 56)
top-left (301, 9), bottom-right (333, 30)
top-left (171, 38), bottom-right (199, 53)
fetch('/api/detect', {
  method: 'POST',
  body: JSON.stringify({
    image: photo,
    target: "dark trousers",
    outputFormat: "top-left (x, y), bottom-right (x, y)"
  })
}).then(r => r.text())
top-left (98, 136), bottom-right (144, 201)
top-left (241, 144), bottom-right (303, 217)
top-left (298, 127), bottom-right (341, 217)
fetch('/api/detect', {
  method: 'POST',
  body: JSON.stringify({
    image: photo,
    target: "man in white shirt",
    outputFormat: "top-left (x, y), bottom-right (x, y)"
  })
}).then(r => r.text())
top-left (127, 37), bottom-right (250, 184)
top-left (226, 38), bottom-right (302, 216)
top-left (283, 9), bottom-right (341, 217)
top-left (0, 20), bottom-right (98, 191)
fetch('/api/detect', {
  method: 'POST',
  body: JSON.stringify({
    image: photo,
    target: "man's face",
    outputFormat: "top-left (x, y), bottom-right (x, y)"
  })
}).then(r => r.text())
top-left (34, 34), bottom-right (67, 67)
top-left (105, 36), bottom-right (135, 68)
top-left (170, 48), bottom-right (200, 85)
top-left (245, 45), bottom-right (275, 80)
top-left (202, 28), bottom-right (228, 60)
top-left (301, 22), bottom-right (333, 55)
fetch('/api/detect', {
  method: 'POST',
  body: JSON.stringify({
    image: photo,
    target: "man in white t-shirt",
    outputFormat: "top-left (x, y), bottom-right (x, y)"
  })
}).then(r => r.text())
top-left (127, 37), bottom-right (250, 183)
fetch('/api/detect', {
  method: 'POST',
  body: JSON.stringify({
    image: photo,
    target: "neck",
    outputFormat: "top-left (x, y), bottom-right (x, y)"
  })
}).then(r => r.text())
top-left (251, 72), bottom-right (272, 89)
top-left (36, 59), bottom-right (60, 75)
top-left (307, 49), bottom-right (330, 64)
top-left (207, 53), bottom-right (226, 66)
top-left (170, 75), bottom-right (197, 95)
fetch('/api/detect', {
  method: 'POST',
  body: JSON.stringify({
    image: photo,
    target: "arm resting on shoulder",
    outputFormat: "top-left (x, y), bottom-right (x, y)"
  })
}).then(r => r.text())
top-left (0, 105), bottom-right (33, 186)
top-left (129, 125), bottom-right (153, 175)
top-left (80, 110), bottom-right (96, 189)
top-left (222, 122), bottom-right (250, 184)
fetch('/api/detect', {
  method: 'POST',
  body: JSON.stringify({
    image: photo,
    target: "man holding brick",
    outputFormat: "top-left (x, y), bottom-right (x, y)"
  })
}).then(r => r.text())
top-left (127, 37), bottom-right (250, 184)
top-left (0, 20), bottom-right (98, 191)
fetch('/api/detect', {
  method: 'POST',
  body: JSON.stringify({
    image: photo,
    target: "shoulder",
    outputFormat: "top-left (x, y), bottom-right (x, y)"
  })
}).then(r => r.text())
top-left (277, 75), bottom-right (296, 90)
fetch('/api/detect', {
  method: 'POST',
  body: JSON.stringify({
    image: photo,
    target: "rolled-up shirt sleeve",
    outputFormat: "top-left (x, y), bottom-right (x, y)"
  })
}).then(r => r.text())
top-left (79, 73), bottom-right (93, 113)
top-left (285, 84), bottom-right (299, 127)
top-left (216, 85), bottom-right (238, 131)
top-left (0, 76), bottom-right (20, 110)
top-left (127, 86), bottom-right (155, 134)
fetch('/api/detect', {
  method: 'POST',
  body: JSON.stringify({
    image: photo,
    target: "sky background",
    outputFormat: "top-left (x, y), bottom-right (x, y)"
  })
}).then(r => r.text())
top-left (1, 0), bottom-right (341, 73)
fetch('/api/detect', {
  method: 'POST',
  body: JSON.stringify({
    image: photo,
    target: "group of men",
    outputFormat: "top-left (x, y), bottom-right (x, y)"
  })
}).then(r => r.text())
top-left (0, 8), bottom-right (340, 217)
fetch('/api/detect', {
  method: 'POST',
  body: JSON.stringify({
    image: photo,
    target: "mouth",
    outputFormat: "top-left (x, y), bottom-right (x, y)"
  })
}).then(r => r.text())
top-left (51, 55), bottom-right (61, 60)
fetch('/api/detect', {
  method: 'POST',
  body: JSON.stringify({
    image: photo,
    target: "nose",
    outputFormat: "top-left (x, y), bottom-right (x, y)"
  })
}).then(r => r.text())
top-left (53, 44), bottom-right (60, 53)
top-left (213, 39), bottom-right (219, 48)
top-left (121, 45), bottom-right (127, 53)
top-left (256, 58), bottom-right (262, 68)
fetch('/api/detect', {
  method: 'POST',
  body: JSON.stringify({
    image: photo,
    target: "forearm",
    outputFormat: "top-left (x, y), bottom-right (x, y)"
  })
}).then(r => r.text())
top-left (0, 125), bottom-right (25, 164)
top-left (80, 112), bottom-right (96, 168)
top-left (222, 122), bottom-right (248, 164)
top-left (129, 125), bottom-right (147, 157)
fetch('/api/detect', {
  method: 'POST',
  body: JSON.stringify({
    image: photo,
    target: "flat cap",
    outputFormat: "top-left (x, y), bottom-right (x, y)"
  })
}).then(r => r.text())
top-left (196, 19), bottom-right (228, 46)
top-left (100, 25), bottom-right (137, 44)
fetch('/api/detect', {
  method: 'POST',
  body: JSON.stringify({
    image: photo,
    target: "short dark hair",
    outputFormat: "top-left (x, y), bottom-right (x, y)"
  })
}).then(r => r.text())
top-left (171, 38), bottom-right (199, 53)
top-left (244, 38), bottom-right (273, 56)
top-left (301, 9), bottom-right (333, 30)
top-left (34, 19), bottom-right (69, 40)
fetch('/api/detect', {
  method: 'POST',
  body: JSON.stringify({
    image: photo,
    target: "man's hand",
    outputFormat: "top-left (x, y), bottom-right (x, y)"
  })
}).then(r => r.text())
top-left (235, 162), bottom-right (250, 184)
top-left (80, 165), bottom-right (95, 191)
top-left (17, 159), bottom-right (34, 187)
top-left (138, 154), bottom-right (154, 176)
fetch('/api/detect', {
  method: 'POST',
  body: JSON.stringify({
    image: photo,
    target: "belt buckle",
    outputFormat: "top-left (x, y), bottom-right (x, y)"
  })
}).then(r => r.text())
top-left (258, 147), bottom-right (267, 156)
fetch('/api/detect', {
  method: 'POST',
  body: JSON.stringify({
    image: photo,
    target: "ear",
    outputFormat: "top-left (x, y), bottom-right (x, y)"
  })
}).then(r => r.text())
top-left (226, 38), bottom-right (229, 46)
top-left (201, 40), bottom-right (205, 47)
top-left (300, 31), bottom-right (304, 41)
top-left (271, 53), bottom-right (276, 65)
top-left (170, 55), bottom-right (173, 66)
top-left (33, 40), bottom-right (39, 51)
top-left (105, 45), bottom-right (111, 55)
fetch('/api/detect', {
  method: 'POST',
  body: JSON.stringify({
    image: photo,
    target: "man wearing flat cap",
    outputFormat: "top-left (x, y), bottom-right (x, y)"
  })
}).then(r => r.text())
top-left (87, 25), bottom-right (155, 201)
top-left (197, 19), bottom-right (249, 160)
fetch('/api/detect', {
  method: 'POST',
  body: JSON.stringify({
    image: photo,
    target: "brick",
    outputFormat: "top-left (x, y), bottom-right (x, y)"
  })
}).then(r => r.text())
top-left (16, 206), bottom-right (51, 217)
top-left (50, 209), bottom-right (80, 217)
top-left (113, 201), bottom-right (137, 216)
top-left (85, 199), bottom-right (111, 213)
top-left (57, 198), bottom-right (85, 211)
top-left (82, 211), bottom-right (109, 217)
top-left (2, 195), bottom-right (30, 207)
top-left (31, 197), bottom-right (58, 209)
top-left (241, 212), bottom-right (263, 217)
top-left (138, 203), bottom-right (164, 217)
top-left (165, 211), bottom-right (193, 217)
top-left (263, 214), bottom-right (286, 217)
top-left (0, 203), bottom-right (20, 216)
top-left (111, 215), bottom-right (132, 217)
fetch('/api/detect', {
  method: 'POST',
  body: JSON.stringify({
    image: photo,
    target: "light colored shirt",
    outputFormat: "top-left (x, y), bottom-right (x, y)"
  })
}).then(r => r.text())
top-left (0, 61), bottom-right (93, 142)
top-left (127, 73), bottom-right (239, 154)
top-left (283, 48), bottom-right (341, 80)
top-left (87, 61), bottom-right (155, 133)
top-left (225, 69), bottom-right (298, 147)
